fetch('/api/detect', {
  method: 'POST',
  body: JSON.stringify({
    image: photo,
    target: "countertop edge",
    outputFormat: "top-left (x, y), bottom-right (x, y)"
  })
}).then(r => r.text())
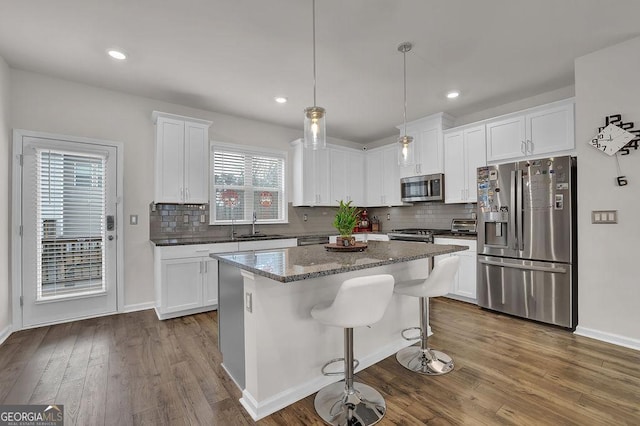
top-left (212, 243), bottom-right (468, 283)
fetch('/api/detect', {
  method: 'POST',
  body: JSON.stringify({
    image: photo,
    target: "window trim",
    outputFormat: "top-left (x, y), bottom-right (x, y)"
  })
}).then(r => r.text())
top-left (210, 141), bottom-right (288, 225)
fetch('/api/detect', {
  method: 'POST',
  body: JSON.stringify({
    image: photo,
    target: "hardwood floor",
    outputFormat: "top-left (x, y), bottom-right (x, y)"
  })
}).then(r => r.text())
top-left (1, 298), bottom-right (639, 425)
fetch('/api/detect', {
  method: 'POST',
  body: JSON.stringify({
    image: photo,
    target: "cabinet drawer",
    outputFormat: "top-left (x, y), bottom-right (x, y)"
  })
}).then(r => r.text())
top-left (156, 242), bottom-right (239, 259)
top-left (237, 239), bottom-right (297, 251)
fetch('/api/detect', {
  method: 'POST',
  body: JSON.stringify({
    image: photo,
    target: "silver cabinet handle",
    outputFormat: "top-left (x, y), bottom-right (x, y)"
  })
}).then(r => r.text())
top-left (527, 140), bottom-right (534, 154)
top-left (521, 141), bottom-right (526, 154)
top-left (180, 187), bottom-right (184, 201)
top-left (478, 258), bottom-right (566, 274)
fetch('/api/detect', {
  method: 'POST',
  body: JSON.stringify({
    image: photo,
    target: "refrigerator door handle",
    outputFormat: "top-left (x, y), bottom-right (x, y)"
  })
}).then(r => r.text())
top-left (510, 170), bottom-right (518, 250)
top-left (478, 258), bottom-right (567, 274)
top-left (517, 169), bottom-right (524, 251)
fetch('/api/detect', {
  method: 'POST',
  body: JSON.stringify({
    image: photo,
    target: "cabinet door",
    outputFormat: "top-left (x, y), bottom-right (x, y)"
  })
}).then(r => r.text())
top-left (382, 145), bottom-right (402, 206)
top-left (315, 148), bottom-right (331, 205)
top-left (464, 126), bottom-right (486, 202)
top-left (526, 103), bottom-right (574, 156)
top-left (347, 151), bottom-right (365, 206)
top-left (454, 251), bottom-right (476, 299)
top-left (155, 117), bottom-right (185, 202)
top-left (365, 149), bottom-right (384, 206)
top-left (486, 115), bottom-right (526, 163)
top-left (203, 258), bottom-right (219, 307)
top-left (444, 131), bottom-right (465, 203)
top-left (329, 148), bottom-right (348, 206)
top-left (161, 258), bottom-right (203, 314)
top-left (184, 122), bottom-right (209, 203)
top-left (418, 126), bottom-right (442, 175)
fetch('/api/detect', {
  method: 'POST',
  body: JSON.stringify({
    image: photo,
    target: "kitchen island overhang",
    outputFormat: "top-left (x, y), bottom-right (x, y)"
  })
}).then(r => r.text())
top-left (212, 240), bottom-right (468, 421)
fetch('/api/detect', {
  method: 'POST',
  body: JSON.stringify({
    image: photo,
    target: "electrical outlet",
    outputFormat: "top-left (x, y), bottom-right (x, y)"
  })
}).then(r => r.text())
top-left (200, 214), bottom-right (206, 223)
top-left (387, 213), bottom-right (391, 220)
top-left (183, 214), bottom-right (189, 223)
top-left (303, 214), bottom-right (308, 222)
top-left (245, 292), bottom-right (253, 313)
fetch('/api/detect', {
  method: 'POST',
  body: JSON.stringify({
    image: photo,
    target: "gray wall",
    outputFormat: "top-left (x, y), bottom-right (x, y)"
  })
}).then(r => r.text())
top-left (0, 56), bottom-right (10, 337)
top-left (8, 69), bottom-right (358, 310)
top-left (574, 36), bottom-right (640, 346)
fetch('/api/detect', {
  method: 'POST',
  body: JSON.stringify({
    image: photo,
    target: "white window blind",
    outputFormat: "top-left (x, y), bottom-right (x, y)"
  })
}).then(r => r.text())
top-left (210, 144), bottom-right (287, 224)
top-left (36, 149), bottom-right (107, 300)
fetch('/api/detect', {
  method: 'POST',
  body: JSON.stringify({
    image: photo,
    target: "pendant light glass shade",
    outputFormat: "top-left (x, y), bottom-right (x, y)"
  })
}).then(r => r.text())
top-left (304, 106), bottom-right (326, 150)
top-left (397, 42), bottom-right (414, 166)
top-left (398, 134), bottom-right (415, 167)
top-left (303, 0), bottom-right (327, 150)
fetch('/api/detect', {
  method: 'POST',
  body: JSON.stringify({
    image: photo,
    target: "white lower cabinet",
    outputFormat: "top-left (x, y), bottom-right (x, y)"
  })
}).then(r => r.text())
top-left (434, 238), bottom-right (477, 303)
top-left (154, 239), bottom-right (297, 320)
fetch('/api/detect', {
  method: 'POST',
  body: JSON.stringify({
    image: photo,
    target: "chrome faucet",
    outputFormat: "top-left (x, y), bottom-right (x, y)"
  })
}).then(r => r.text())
top-left (252, 211), bottom-right (257, 235)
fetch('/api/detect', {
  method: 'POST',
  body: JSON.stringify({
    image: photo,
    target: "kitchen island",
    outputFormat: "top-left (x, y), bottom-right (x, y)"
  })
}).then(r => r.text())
top-left (212, 240), bottom-right (467, 420)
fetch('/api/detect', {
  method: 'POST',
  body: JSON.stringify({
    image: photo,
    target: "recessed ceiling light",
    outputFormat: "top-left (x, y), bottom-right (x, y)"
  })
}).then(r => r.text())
top-left (107, 49), bottom-right (127, 60)
top-left (275, 96), bottom-right (288, 104)
top-left (447, 91), bottom-right (460, 99)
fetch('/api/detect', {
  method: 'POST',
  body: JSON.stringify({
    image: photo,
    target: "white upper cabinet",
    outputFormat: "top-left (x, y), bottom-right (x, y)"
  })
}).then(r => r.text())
top-left (291, 140), bottom-right (364, 207)
top-left (153, 111), bottom-right (212, 203)
top-left (365, 144), bottom-right (402, 206)
top-left (330, 147), bottom-right (365, 206)
top-left (444, 125), bottom-right (487, 203)
top-left (397, 113), bottom-right (454, 178)
top-left (486, 99), bottom-right (575, 163)
top-left (291, 139), bottom-right (331, 206)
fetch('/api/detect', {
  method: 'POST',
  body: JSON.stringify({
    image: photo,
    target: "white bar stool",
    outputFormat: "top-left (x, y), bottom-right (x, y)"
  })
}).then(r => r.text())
top-left (311, 274), bottom-right (395, 426)
top-left (394, 255), bottom-right (460, 375)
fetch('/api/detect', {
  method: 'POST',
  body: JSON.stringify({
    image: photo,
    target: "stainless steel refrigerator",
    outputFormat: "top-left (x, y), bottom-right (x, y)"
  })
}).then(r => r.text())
top-left (476, 156), bottom-right (577, 329)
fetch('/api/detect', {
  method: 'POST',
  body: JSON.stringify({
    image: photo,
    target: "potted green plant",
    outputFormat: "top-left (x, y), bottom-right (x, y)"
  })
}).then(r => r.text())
top-left (333, 200), bottom-right (360, 246)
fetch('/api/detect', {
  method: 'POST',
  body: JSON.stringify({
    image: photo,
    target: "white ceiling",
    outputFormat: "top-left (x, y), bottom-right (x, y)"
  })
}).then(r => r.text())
top-left (1, 0), bottom-right (639, 143)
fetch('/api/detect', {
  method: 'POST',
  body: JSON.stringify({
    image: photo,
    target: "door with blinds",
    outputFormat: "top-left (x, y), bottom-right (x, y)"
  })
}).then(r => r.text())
top-left (20, 135), bottom-right (118, 327)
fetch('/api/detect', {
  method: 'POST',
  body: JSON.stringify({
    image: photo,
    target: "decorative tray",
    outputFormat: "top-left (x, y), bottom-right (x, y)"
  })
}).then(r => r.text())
top-left (324, 243), bottom-right (368, 252)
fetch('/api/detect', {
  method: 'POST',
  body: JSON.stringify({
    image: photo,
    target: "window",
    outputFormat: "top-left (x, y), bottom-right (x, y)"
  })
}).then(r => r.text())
top-left (210, 142), bottom-right (287, 224)
top-left (37, 149), bottom-right (106, 299)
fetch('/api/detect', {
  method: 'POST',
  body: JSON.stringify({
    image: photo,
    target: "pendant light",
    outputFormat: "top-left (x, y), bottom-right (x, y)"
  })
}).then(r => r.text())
top-left (397, 42), bottom-right (414, 166)
top-left (303, 0), bottom-right (326, 150)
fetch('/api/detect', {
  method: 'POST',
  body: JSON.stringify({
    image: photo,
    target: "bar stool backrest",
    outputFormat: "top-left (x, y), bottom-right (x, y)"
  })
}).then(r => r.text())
top-left (320, 274), bottom-right (395, 328)
top-left (423, 256), bottom-right (460, 298)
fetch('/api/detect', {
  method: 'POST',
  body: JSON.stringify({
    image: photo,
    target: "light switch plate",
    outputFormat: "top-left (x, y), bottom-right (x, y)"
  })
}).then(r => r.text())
top-left (591, 210), bottom-right (617, 224)
top-left (129, 215), bottom-right (138, 225)
top-left (245, 292), bottom-right (252, 313)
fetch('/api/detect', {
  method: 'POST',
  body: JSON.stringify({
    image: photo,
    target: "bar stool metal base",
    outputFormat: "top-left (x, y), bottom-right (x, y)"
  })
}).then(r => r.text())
top-left (314, 381), bottom-right (386, 426)
top-left (396, 345), bottom-right (454, 375)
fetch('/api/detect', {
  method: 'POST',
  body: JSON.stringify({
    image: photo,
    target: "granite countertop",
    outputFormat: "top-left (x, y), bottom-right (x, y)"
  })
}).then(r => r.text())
top-left (211, 240), bottom-right (468, 283)
top-left (150, 231), bottom-right (386, 246)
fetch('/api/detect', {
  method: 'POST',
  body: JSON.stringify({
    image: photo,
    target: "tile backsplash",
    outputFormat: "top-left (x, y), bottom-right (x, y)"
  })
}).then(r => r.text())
top-left (150, 202), bottom-right (477, 239)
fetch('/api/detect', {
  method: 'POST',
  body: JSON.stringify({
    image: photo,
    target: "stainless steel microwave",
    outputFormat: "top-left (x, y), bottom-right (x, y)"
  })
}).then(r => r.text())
top-left (400, 173), bottom-right (445, 202)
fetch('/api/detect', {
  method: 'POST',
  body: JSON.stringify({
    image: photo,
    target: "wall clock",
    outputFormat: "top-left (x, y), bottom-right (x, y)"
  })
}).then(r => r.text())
top-left (590, 114), bottom-right (639, 186)
top-left (597, 114), bottom-right (640, 155)
top-left (589, 123), bottom-right (635, 156)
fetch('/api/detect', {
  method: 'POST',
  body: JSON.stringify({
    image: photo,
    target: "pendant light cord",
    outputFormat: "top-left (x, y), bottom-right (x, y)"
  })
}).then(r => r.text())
top-left (402, 47), bottom-right (407, 136)
top-left (312, 0), bottom-right (317, 107)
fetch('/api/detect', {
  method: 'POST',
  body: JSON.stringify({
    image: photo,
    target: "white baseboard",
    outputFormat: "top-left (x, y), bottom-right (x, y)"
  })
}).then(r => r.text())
top-left (122, 301), bottom-right (156, 313)
top-left (239, 337), bottom-right (414, 421)
top-left (154, 304), bottom-right (218, 320)
top-left (0, 324), bottom-right (12, 346)
top-left (574, 326), bottom-right (640, 351)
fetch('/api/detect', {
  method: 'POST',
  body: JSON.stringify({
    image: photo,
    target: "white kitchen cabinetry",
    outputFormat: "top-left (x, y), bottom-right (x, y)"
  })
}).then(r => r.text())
top-left (330, 147), bottom-right (365, 207)
top-left (291, 139), bottom-right (331, 206)
top-left (153, 111), bottom-right (212, 203)
top-left (434, 238), bottom-right (477, 302)
top-left (485, 99), bottom-right (574, 163)
top-left (444, 125), bottom-right (486, 203)
top-left (397, 113), bottom-right (454, 178)
top-left (154, 239), bottom-right (298, 320)
top-left (365, 145), bottom-right (402, 206)
top-left (154, 242), bottom-right (236, 320)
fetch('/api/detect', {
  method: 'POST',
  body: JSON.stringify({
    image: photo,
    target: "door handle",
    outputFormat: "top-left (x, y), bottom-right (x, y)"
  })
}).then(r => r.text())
top-left (478, 258), bottom-right (567, 274)
top-left (510, 170), bottom-right (517, 250)
top-left (517, 169), bottom-right (524, 250)
top-left (527, 140), bottom-right (533, 154)
top-left (521, 141), bottom-right (526, 154)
